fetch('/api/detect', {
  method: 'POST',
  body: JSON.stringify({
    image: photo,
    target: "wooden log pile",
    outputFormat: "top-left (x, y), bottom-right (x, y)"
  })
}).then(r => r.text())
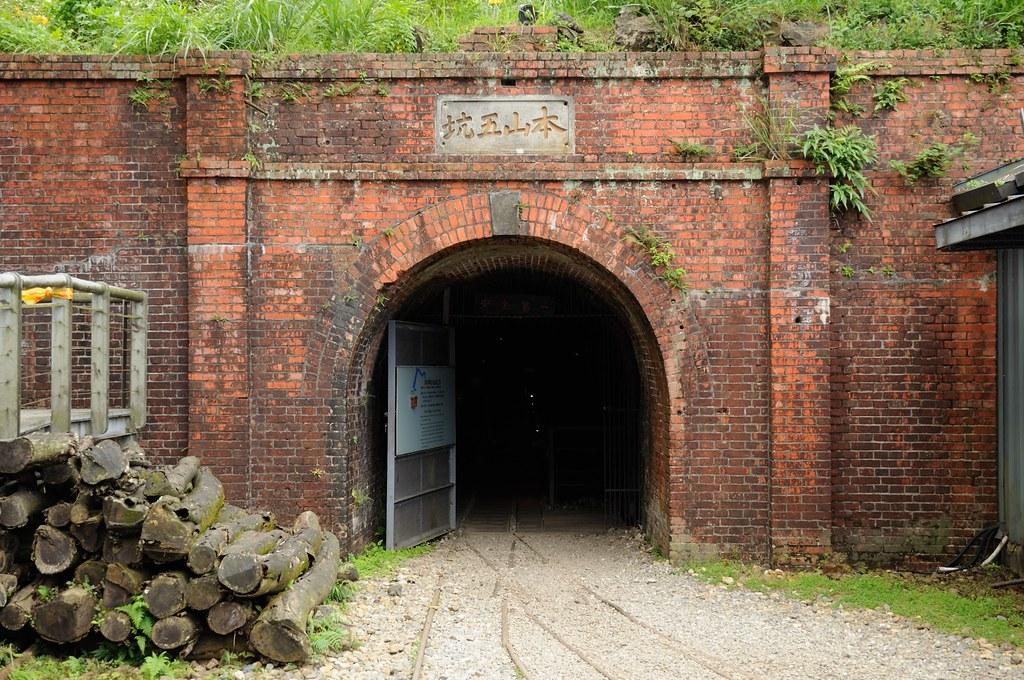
top-left (0, 433), bottom-right (341, 663)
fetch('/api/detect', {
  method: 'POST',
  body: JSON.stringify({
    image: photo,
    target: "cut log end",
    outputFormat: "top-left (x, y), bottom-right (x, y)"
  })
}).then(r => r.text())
top-left (99, 610), bottom-right (133, 643)
top-left (250, 620), bottom-right (309, 663)
top-left (0, 437), bottom-right (32, 474)
top-left (144, 571), bottom-right (188, 619)
top-left (150, 614), bottom-right (199, 650)
top-left (32, 525), bottom-right (78, 575)
top-left (0, 433), bottom-right (76, 474)
top-left (218, 554), bottom-right (262, 595)
top-left (33, 586), bottom-right (97, 643)
top-left (79, 439), bottom-right (128, 485)
top-left (184, 573), bottom-right (224, 611)
top-left (207, 600), bottom-right (252, 635)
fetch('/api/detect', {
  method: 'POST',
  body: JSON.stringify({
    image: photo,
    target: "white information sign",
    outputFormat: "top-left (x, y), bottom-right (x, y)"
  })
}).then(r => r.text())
top-left (395, 365), bottom-right (455, 456)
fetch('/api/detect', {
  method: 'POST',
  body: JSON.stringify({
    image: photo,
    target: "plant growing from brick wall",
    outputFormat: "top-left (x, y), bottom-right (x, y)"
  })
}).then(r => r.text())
top-left (969, 68), bottom-right (1012, 94)
top-left (890, 143), bottom-right (957, 183)
top-left (196, 73), bottom-right (232, 96)
top-left (668, 139), bottom-right (711, 160)
top-left (624, 226), bottom-right (688, 291)
top-left (831, 61), bottom-right (889, 116)
top-left (889, 134), bottom-right (978, 184)
top-left (799, 125), bottom-right (878, 219)
top-left (735, 97), bottom-right (796, 161)
top-left (873, 77), bottom-right (909, 112)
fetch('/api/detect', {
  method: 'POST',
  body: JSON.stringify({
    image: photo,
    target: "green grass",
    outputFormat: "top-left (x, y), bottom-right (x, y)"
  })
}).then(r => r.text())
top-left (308, 607), bottom-right (358, 656)
top-left (305, 539), bottom-right (432, 657)
top-left (1, 0), bottom-right (1022, 55)
top-left (7, 652), bottom-right (190, 680)
top-left (349, 540), bottom-right (433, 580)
top-left (682, 560), bottom-right (1024, 647)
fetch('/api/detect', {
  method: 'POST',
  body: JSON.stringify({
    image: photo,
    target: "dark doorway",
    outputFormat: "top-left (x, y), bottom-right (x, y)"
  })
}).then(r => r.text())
top-left (389, 268), bottom-right (642, 533)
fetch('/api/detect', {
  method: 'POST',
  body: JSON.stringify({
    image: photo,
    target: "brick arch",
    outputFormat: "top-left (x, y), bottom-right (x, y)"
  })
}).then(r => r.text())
top-left (318, 190), bottom-right (689, 551)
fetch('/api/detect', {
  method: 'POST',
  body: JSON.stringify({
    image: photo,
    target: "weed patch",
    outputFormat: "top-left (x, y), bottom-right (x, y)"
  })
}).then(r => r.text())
top-left (669, 139), bottom-right (711, 160)
top-left (349, 541), bottom-right (433, 580)
top-left (680, 560), bottom-right (1024, 648)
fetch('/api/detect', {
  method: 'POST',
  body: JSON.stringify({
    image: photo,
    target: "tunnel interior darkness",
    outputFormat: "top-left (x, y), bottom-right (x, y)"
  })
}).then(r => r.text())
top-left (373, 267), bottom-right (643, 532)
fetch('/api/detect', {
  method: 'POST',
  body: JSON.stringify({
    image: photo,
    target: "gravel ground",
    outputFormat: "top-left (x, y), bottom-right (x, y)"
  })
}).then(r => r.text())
top-left (254, 529), bottom-right (1024, 680)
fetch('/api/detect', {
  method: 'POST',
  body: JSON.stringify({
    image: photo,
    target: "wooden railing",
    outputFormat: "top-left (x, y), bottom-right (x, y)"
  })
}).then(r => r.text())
top-left (0, 273), bottom-right (147, 439)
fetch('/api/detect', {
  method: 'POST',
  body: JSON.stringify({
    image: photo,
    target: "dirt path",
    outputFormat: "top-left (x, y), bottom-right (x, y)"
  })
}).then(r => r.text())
top-left (266, 529), bottom-right (1023, 680)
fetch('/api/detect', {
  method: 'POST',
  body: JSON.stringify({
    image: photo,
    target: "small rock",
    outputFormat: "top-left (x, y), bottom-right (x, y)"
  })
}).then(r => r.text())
top-left (721, 576), bottom-right (735, 585)
top-left (614, 6), bottom-right (660, 51)
top-left (205, 659), bottom-right (219, 669)
top-left (232, 672), bottom-right (245, 680)
top-left (338, 563), bottom-right (360, 583)
top-left (555, 12), bottom-right (583, 45)
top-left (779, 20), bottom-right (829, 47)
top-left (313, 604), bottom-right (338, 620)
top-left (387, 583), bottom-right (403, 597)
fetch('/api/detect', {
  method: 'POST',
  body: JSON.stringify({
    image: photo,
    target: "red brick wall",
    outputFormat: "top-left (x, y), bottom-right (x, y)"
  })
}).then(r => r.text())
top-left (0, 62), bottom-right (189, 461)
top-left (1, 48), bottom-right (1020, 565)
top-left (826, 51), bottom-right (1018, 564)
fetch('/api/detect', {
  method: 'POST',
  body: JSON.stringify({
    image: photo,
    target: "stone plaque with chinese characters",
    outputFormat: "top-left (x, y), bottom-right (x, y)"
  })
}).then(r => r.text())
top-left (435, 96), bottom-right (574, 155)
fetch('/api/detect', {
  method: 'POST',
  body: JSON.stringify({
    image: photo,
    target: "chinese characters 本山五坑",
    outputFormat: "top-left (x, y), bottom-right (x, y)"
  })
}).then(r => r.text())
top-left (440, 106), bottom-right (567, 140)
top-left (435, 97), bottom-right (574, 155)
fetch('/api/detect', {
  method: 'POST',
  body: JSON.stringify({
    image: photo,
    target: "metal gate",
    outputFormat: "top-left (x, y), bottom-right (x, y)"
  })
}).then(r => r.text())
top-left (601, 317), bottom-right (640, 526)
top-left (386, 321), bottom-right (457, 550)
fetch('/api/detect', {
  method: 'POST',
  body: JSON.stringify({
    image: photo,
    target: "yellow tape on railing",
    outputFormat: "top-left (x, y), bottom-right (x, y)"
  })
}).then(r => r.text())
top-left (20, 287), bottom-right (74, 305)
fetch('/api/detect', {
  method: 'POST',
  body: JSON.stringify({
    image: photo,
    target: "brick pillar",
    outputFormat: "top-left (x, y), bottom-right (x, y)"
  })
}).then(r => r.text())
top-left (767, 173), bottom-right (832, 559)
top-left (764, 48), bottom-right (835, 560)
top-left (182, 55), bottom-right (252, 503)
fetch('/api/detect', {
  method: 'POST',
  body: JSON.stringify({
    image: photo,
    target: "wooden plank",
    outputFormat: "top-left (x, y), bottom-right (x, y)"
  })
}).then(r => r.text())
top-left (0, 282), bottom-right (20, 438)
top-left (90, 290), bottom-right (110, 435)
top-left (129, 297), bottom-right (147, 429)
top-left (50, 296), bottom-right (72, 433)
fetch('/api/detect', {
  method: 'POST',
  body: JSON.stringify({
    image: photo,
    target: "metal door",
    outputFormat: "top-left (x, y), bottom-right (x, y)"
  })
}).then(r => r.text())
top-left (386, 321), bottom-right (456, 550)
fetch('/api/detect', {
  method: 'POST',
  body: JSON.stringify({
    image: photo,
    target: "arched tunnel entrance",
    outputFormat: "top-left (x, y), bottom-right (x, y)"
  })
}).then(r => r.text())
top-left (362, 238), bottom-right (666, 547)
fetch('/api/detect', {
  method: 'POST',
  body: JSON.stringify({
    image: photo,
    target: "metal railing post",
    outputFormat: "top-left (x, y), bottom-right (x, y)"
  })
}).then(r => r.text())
top-left (90, 286), bottom-right (110, 435)
top-left (130, 295), bottom-right (147, 430)
top-left (0, 277), bottom-right (21, 439)
top-left (50, 277), bottom-right (72, 433)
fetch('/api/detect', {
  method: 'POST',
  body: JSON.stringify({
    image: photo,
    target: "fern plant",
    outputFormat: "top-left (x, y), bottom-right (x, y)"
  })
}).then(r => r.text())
top-left (800, 125), bottom-right (879, 218)
top-left (888, 137), bottom-right (976, 184)
top-left (831, 61), bottom-right (888, 116)
top-left (873, 78), bottom-right (910, 112)
top-left (116, 594), bottom-right (157, 658)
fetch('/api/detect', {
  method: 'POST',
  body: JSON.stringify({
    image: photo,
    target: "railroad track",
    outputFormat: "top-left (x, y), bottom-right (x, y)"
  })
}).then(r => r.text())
top-left (411, 529), bottom-right (752, 680)
top-left (511, 532), bottom-right (752, 680)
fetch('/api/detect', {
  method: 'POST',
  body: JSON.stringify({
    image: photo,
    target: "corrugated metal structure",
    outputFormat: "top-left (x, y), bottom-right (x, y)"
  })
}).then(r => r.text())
top-left (937, 162), bottom-right (1024, 572)
top-left (999, 250), bottom-right (1024, 551)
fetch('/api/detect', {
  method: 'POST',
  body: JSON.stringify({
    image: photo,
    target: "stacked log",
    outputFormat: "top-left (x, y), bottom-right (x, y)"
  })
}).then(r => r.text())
top-left (0, 434), bottom-right (341, 662)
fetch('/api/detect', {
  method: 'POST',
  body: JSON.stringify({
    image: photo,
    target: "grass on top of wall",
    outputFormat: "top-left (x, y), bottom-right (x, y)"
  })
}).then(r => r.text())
top-left (1, 0), bottom-right (1023, 56)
